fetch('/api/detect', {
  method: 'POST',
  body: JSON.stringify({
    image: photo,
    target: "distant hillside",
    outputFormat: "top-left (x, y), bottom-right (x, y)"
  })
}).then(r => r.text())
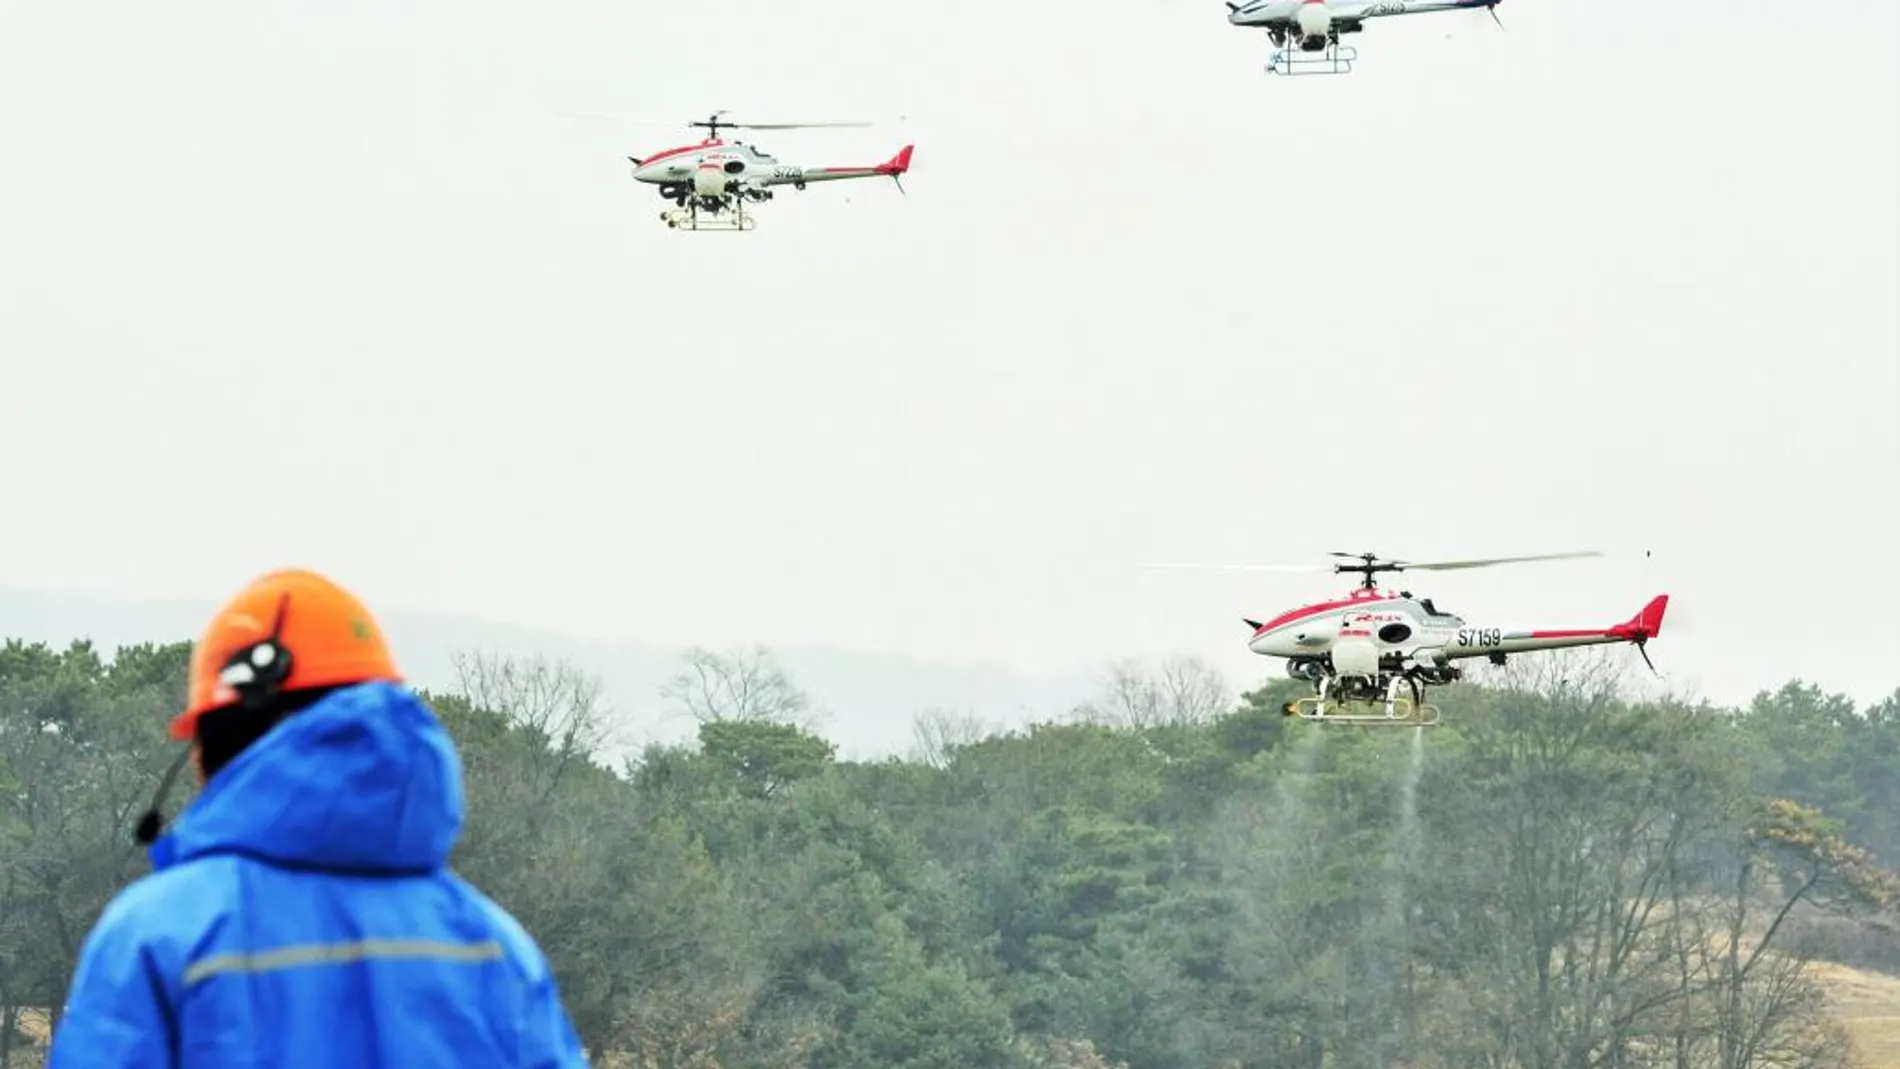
top-left (0, 583), bottom-right (1106, 761)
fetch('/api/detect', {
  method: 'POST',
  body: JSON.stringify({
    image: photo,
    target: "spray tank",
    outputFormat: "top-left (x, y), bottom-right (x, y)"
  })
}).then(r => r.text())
top-left (1296, 0), bottom-right (1334, 45)
top-left (692, 164), bottom-right (729, 198)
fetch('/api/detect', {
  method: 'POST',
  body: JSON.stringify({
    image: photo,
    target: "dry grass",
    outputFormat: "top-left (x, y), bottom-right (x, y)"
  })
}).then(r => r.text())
top-left (1810, 960), bottom-right (1900, 1067)
top-left (14, 1008), bottom-right (49, 1045)
top-left (7, 964), bottom-right (1900, 1065)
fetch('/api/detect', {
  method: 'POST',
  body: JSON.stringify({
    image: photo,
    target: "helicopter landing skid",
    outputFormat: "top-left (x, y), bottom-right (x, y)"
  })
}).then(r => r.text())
top-left (1283, 675), bottom-right (1440, 726)
top-left (1267, 42), bottom-right (1358, 75)
top-left (660, 205), bottom-right (757, 232)
top-left (1283, 695), bottom-right (1441, 726)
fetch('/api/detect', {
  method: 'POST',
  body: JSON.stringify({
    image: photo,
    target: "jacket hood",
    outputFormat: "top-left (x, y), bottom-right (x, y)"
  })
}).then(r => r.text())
top-left (150, 681), bottom-right (465, 874)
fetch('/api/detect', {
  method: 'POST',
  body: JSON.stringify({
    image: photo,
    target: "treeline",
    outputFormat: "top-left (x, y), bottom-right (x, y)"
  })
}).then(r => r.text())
top-left (3, 637), bottom-right (1898, 1068)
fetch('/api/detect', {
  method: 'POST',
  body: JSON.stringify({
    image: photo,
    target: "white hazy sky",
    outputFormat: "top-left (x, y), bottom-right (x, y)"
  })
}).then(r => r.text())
top-left (2, 0), bottom-right (1895, 715)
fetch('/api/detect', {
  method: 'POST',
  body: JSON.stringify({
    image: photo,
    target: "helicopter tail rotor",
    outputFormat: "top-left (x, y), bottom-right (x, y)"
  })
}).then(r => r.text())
top-left (1608, 594), bottom-right (1669, 642)
top-left (876, 144), bottom-right (915, 195)
top-left (1606, 594), bottom-right (1669, 678)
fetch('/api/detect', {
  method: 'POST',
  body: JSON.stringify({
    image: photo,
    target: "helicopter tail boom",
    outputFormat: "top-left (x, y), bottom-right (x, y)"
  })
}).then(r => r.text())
top-left (1444, 594), bottom-right (1670, 659)
top-left (765, 144), bottom-right (914, 187)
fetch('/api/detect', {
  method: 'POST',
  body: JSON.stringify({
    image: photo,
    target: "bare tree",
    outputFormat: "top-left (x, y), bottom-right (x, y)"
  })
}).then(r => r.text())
top-left (449, 650), bottom-right (614, 765)
top-left (1155, 654), bottom-right (1233, 724)
top-left (659, 646), bottom-right (819, 728)
top-left (909, 706), bottom-right (995, 768)
top-left (1413, 649), bottom-right (1867, 1069)
top-left (1074, 655), bottom-right (1231, 730)
top-left (1481, 642), bottom-right (1635, 703)
top-left (1684, 906), bottom-right (1858, 1069)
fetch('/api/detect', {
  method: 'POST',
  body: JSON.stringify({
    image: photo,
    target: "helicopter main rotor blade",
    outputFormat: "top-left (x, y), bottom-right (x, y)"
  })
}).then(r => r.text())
top-left (1136, 563), bottom-right (1331, 573)
top-left (718, 121), bottom-right (875, 129)
top-left (555, 110), bottom-right (633, 122)
top-left (555, 112), bottom-right (883, 129)
top-left (1140, 551), bottom-right (1603, 576)
top-left (1396, 551), bottom-right (1603, 571)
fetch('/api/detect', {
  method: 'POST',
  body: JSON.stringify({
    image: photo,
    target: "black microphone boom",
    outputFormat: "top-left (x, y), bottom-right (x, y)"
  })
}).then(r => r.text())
top-left (134, 746), bottom-right (194, 846)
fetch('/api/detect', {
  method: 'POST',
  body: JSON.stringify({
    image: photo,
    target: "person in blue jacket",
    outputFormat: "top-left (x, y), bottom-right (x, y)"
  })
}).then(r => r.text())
top-left (46, 568), bottom-right (591, 1067)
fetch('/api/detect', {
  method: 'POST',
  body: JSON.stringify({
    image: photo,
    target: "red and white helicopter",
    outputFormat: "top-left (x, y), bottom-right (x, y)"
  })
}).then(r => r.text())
top-left (628, 111), bottom-right (914, 232)
top-left (1163, 550), bottom-right (1668, 726)
top-left (1226, 0), bottom-right (1503, 75)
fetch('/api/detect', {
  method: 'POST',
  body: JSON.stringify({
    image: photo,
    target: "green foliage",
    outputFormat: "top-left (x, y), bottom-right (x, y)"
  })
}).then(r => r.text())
top-left (823, 913), bottom-right (1024, 1069)
top-left (2, 637), bottom-right (1896, 1069)
top-left (0, 638), bottom-right (183, 1048)
top-left (697, 718), bottom-right (837, 798)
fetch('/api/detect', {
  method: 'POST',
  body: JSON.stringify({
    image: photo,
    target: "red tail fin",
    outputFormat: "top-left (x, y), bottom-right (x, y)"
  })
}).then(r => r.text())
top-left (1609, 594), bottom-right (1668, 641)
top-left (877, 145), bottom-right (914, 176)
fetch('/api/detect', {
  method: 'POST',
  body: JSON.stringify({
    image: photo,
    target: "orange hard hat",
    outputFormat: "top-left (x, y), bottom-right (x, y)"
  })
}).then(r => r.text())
top-left (173, 568), bottom-right (403, 741)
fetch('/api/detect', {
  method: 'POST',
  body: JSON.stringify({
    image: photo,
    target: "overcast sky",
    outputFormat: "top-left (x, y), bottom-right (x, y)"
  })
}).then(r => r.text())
top-left (2, 0), bottom-right (1895, 719)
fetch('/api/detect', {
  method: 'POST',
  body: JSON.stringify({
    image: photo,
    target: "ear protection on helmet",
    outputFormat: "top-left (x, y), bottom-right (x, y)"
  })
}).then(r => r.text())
top-left (133, 594), bottom-right (294, 847)
top-left (216, 635), bottom-right (294, 713)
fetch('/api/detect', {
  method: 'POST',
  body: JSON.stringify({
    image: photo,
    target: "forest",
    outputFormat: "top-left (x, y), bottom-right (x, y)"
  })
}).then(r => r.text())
top-left (2, 635), bottom-right (1898, 1068)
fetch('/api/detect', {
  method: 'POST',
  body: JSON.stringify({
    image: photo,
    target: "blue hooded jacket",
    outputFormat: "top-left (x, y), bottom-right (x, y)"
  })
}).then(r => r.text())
top-left (46, 681), bottom-right (591, 1068)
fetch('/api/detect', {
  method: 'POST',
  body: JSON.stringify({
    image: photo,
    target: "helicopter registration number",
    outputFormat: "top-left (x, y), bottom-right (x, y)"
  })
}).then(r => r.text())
top-left (771, 166), bottom-right (805, 179)
top-left (1457, 628), bottom-right (1503, 648)
top-left (1366, 0), bottom-right (1409, 12)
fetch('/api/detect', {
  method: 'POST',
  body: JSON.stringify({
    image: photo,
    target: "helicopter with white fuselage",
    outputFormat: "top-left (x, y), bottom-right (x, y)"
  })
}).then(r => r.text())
top-left (629, 112), bottom-right (914, 231)
top-left (1158, 551), bottom-right (1669, 725)
top-left (1227, 0), bottom-right (1503, 74)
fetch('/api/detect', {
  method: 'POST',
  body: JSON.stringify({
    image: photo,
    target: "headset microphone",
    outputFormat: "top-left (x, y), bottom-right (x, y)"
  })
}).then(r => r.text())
top-left (133, 748), bottom-right (193, 846)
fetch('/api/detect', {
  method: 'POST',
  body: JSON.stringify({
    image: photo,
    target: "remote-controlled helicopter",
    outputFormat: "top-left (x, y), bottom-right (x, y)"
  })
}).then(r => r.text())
top-left (1156, 551), bottom-right (1668, 726)
top-left (627, 111), bottom-right (913, 231)
top-left (1226, 0), bottom-right (1503, 75)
